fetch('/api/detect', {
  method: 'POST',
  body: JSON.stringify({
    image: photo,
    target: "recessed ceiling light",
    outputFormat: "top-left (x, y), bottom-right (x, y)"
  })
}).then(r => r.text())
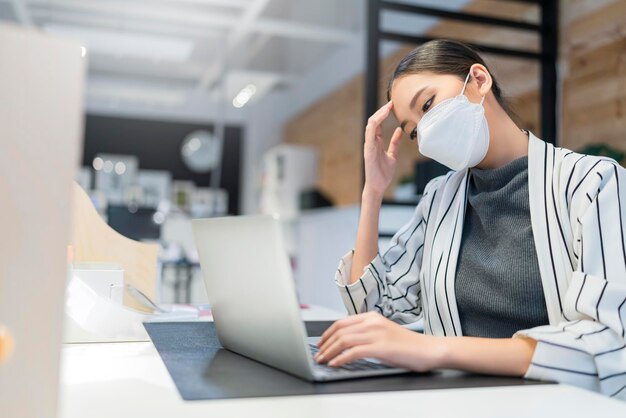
top-left (232, 84), bottom-right (257, 108)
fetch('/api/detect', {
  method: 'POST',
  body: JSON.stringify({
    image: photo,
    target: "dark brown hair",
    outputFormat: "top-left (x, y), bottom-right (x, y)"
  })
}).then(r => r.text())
top-left (386, 39), bottom-right (511, 114)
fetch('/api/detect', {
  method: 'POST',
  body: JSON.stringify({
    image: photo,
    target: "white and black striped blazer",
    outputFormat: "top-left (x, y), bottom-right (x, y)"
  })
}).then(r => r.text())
top-left (335, 132), bottom-right (626, 400)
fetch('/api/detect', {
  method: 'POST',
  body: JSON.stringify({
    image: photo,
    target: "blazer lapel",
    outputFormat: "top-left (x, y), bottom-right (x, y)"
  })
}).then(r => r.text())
top-left (426, 169), bottom-right (469, 336)
top-left (527, 132), bottom-right (567, 324)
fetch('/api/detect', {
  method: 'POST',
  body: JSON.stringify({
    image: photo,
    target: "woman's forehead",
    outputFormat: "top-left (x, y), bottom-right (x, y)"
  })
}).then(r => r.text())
top-left (391, 72), bottom-right (459, 98)
top-left (390, 73), bottom-right (428, 98)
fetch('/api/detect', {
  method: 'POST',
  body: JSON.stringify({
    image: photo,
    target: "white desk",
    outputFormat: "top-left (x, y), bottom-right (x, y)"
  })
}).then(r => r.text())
top-left (59, 307), bottom-right (626, 418)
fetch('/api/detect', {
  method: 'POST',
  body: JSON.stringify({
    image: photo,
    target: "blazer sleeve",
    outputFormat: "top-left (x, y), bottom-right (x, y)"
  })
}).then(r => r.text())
top-left (334, 177), bottom-right (441, 324)
top-left (514, 160), bottom-right (626, 400)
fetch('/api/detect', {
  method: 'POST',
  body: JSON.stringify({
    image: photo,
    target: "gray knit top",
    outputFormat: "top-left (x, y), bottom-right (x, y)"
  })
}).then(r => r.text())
top-left (454, 155), bottom-right (549, 338)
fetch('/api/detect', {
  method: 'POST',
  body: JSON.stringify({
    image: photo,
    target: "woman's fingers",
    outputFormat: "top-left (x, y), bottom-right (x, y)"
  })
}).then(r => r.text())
top-left (316, 321), bottom-right (370, 360)
top-left (317, 313), bottom-right (369, 347)
top-left (369, 101), bottom-right (393, 124)
top-left (365, 101), bottom-right (393, 140)
top-left (386, 127), bottom-right (403, 160)
top-left (328, 345), bottom-right (374, 367)
top-left (315, 331), bottom-right (371, 364)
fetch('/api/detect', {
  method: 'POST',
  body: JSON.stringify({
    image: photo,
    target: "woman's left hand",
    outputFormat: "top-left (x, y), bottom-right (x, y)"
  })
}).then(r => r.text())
top-left (314, 311), bottom-right (446, 372)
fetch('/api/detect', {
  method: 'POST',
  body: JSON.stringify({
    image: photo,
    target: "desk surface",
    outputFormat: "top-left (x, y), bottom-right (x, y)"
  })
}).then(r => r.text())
top-left (59, 307), bottom-right (626, 418)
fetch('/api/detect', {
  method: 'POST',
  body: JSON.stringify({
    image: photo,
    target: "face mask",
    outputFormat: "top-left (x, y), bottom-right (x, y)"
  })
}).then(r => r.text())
top-left (416, 71), bottom-right (490, 171)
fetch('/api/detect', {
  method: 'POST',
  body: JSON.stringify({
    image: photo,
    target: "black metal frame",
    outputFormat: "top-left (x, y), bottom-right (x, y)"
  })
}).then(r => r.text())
top-left (364, 0), bottom-right (559, 183)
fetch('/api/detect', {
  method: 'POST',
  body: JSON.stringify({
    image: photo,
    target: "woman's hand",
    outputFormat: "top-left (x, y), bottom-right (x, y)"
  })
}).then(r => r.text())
top-left (314, 311), bottom-right (445, 372)
top-left (314, 312), bottom-right (538, 377)
top-left (363, 101), bottom-right (404, 198)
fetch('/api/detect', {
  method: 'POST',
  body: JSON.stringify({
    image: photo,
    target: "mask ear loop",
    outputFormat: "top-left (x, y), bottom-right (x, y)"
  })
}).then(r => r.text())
top-left (461, 72), bottom-right (471, 95)
top-left (462, 71), bottom-right (486, 105)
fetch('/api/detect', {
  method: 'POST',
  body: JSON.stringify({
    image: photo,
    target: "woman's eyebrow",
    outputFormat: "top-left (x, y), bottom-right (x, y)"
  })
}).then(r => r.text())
top-left (400, 86), bottom-right (428, 133)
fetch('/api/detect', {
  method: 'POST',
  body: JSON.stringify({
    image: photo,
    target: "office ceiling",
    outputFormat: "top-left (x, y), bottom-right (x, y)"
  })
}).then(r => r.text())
top-left (0, 0), bottom-right (365, 110)
top-left (0, 0), bottom-right (472, 120)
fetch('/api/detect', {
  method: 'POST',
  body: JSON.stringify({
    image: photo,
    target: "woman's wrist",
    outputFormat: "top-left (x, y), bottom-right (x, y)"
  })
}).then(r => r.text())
top-left (362, 186), bottom-right (384, 204)
top-left (426, 335), bottom-right (537, 377)
top-left (425, 335), bottom-right (451, 370)
top-left (402, 333), bottom-right (450, 372)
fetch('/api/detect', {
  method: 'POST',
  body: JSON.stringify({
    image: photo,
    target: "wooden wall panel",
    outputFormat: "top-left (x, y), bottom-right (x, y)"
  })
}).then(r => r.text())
top-left (563, 1), bottom-right (626, 54)
top-left (561, 0), bottom-right (626, 155)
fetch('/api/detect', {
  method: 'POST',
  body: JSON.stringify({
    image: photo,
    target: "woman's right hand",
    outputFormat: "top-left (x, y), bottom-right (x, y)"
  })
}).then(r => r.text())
top-left (363, 101), bottom-right (404, 198)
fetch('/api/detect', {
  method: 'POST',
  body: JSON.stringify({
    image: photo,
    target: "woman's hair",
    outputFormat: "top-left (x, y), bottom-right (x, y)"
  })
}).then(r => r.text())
top-left (386, 39), bottom-right (511, 114)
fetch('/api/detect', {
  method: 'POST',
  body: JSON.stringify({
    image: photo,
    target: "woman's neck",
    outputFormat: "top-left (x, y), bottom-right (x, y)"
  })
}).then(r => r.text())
top-left (476, 105), bottom-right (529, 170)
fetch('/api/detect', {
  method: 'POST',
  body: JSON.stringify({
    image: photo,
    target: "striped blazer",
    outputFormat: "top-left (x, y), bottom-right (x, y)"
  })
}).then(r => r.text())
top-left (335, 132), bottom-right (626, 400)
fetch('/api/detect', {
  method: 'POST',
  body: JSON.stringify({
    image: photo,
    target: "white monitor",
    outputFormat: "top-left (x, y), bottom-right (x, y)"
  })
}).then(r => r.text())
top-left (0, 23), bottom-right (85, 418)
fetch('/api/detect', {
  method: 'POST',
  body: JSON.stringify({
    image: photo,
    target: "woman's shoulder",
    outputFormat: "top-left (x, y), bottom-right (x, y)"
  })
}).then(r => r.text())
top-left (550, 144), bottom-right (625, 214)
top-left (553, 144), bottom-right (623, 183)
top-left (527, 128), bottom-right (618, 172)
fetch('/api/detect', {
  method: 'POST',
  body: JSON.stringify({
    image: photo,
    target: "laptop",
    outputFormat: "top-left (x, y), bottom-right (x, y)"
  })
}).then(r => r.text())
top-left (0, 23), bottom-right (85, 418)
top-left (191, 215), bottom-right (411, 381)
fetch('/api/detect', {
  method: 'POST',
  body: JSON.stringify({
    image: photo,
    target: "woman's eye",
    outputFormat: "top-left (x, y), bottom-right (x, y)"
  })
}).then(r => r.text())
top-left (410, 128), bottom-right (417, 141)
top-left (422, 96), bottom-right (434, 112)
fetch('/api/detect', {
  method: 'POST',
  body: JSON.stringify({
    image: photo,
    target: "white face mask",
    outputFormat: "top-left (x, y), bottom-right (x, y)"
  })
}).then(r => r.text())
top-left (416, 71), bottom-right (490, 171)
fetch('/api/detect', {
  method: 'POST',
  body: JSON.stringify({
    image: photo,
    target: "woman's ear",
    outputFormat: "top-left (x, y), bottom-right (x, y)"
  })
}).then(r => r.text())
top-left (469, 63), bottom-right (492, 97)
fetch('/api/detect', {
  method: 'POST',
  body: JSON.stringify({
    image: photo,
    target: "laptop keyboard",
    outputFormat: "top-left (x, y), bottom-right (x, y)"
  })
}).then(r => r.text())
top-left (308, 343), bottom-right (392, 373)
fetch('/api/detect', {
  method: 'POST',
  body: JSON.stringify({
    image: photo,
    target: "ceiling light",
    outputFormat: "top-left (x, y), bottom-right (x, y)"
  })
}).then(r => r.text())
top-left (232, 84), bottom-right (257, 108)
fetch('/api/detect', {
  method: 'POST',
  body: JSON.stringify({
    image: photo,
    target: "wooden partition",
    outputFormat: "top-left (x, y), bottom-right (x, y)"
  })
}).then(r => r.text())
top-left (70, 183), bottom-right (158, 312)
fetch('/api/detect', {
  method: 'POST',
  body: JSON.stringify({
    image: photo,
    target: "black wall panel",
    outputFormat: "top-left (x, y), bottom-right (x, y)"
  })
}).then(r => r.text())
top-left (82, 115), bottom-right (242, 215)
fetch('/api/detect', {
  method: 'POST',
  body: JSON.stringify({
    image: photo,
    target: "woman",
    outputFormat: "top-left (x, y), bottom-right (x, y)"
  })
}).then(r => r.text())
top-left (314, 39), bottom-right (626, 400)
